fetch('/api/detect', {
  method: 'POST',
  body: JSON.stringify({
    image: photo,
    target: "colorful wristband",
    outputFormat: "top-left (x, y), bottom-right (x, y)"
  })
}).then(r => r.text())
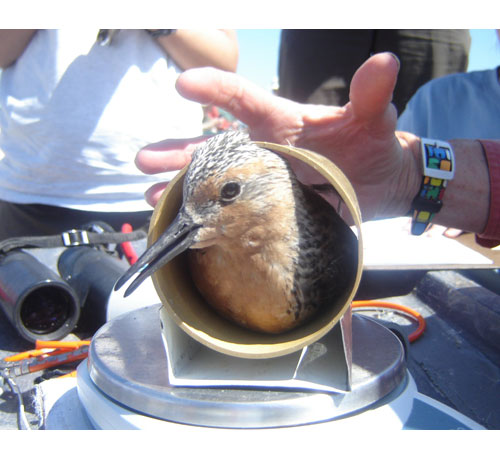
top-left (410, 138), bottom-right (455, 235)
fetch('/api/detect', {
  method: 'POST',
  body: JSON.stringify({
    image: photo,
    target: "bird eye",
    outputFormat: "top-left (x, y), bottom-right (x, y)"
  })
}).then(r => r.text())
top-left (220, 181), bottom-right (241, 202)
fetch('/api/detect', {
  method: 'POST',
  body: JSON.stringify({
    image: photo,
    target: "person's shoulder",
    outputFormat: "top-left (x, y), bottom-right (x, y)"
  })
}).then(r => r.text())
top-left (419, 69), bottom-right (495, 95)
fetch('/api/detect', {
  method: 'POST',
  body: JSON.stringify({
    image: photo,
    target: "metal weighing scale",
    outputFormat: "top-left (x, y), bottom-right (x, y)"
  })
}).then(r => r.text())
top-left (76, 142), bottom-right (484, 430)
top-left (76, 304), bottom-right (483, 430)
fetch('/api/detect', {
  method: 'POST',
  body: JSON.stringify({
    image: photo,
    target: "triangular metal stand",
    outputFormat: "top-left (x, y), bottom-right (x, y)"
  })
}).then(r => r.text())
top-left (160, 308), bottom-right (353, 394)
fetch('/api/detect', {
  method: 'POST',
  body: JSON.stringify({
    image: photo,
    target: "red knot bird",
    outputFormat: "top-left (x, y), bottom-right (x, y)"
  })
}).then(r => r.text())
top-left (115, 130), bottom-right (358, 334)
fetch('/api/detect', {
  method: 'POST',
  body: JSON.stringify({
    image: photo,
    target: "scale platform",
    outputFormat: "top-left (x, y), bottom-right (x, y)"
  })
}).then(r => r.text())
top-left (76, 305), bottom-right (484, 430)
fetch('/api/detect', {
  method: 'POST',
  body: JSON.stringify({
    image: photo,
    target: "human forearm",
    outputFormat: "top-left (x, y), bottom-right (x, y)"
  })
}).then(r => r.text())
top-left (394, 135), bottom-right (490, 234)
top-left (431, 139), bottom-right (489, 233)
top-left (151, 29), bottom-right (238, 72)
top-left (0, 29), bottom-right (36, 68)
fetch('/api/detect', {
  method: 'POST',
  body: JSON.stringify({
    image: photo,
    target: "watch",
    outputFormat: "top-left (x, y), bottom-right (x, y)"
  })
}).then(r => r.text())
top-left (410, 138), bottom-right (455, 235)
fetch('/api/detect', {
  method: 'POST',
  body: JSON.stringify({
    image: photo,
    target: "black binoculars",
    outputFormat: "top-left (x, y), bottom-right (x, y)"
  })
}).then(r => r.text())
top-left (0, 245), bottom-right (130, 342)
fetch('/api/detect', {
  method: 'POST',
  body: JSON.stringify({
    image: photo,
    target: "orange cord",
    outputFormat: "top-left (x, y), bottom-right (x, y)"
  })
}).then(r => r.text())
top-left (35, 340), bottom-right (90, 350)
top-left (352, 300), bottom-right (426, 343)
top-left (3, 340), bottom-right (90, 374)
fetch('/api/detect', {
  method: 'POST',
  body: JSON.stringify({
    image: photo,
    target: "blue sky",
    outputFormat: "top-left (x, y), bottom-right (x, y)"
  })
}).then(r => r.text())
top-left (236, 29), bottom-right (500, 92)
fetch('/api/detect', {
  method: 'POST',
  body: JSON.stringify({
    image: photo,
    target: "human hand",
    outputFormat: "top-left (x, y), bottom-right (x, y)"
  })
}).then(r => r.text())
top-left (136, 52), bottom-right (421, 222)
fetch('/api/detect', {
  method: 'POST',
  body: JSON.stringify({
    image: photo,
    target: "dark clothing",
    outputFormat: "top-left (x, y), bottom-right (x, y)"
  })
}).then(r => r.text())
top-left (0, 200), bottom-right (152, 240)
top-left (278, 29), bottom-right (471, 114)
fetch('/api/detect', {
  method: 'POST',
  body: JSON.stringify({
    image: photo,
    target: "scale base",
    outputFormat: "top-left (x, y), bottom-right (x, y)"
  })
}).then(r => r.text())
top-left (77, 305), bottom-right (414, 428)
top-left (75, 305), bottom-right (484, 430)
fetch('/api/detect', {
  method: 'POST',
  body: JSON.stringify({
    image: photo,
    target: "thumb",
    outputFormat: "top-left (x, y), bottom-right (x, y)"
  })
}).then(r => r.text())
top-left (349, 52), bottom-right (400, 123)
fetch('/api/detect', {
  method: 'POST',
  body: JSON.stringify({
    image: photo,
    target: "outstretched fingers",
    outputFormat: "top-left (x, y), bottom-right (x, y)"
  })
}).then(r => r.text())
top-left (144, 182), bottom-right (169, 208)
top-left (176, 67), bottom-right (271, 128)
top-left (135, 136), bottom-right (209, 174)
top-left (176, 67), bottom-right (304, 144)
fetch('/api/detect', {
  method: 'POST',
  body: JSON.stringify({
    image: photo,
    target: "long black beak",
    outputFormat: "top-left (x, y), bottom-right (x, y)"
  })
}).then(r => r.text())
top-left (114, 211), bottom-right (201, 297)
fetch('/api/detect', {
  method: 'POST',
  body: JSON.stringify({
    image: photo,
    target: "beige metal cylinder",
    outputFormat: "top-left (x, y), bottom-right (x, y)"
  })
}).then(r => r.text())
top-left (152, 141), bottom-right (363, 358)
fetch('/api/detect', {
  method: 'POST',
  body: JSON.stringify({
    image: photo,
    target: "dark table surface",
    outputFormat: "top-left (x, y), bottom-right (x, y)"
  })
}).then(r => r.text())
top-left (1, 266), bottom-right (499, 430)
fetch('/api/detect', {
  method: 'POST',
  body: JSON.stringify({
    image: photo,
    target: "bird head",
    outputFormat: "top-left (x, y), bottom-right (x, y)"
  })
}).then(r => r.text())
top-left (115, 130), bottom-right (297, 297)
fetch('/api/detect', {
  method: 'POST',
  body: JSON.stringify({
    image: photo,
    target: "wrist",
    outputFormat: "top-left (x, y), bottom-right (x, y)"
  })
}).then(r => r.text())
top-left (433, 139), bottom-right (489, 233)
top-left (392, 136), bottom-right (490, 234)
top-left (379, 132), bottom-right (422, 219)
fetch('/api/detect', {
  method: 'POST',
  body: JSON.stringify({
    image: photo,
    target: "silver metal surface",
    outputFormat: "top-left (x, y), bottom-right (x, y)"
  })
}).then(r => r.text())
top-left (160, 309), bottom-right (352, 393)
top-left (84, 305), bottom-right (406, 428)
